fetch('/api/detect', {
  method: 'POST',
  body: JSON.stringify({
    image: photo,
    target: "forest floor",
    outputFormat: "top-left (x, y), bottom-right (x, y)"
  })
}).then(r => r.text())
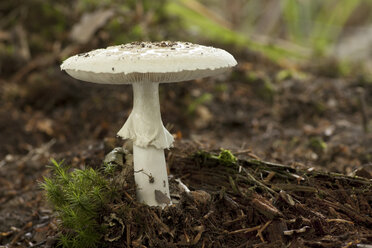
top-left (0, 46), bottom-right (372, 247)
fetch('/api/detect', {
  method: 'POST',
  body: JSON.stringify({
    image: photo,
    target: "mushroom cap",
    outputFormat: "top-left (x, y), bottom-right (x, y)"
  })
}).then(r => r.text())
top-left (60, 41), bottom-right (237, 84)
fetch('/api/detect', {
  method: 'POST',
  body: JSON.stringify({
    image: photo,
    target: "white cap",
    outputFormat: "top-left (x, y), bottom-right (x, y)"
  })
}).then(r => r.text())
top-left (60, 41), bottom-right (237, 84)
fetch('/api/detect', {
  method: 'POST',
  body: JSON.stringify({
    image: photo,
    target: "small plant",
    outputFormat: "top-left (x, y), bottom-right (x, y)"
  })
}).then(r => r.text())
top-left (41, 159), bottom-right (115, 248)
top-left (217, 149), bottom-right (238, 166)
top-left (187, 92), bottom-right (213, 115)
top-left (195, 149), bottom-right (238, 167)
top-left (308, 137), bottom-right (327, 153)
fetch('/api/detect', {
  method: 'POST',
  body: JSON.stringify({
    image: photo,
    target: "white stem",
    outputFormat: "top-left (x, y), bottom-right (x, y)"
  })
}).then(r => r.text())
top-left (117, 82), bottom-right (174, 206)
top-left (133, 144), bottom-right (171, 206)
top-left (117, 82), bottom-right (174, 149)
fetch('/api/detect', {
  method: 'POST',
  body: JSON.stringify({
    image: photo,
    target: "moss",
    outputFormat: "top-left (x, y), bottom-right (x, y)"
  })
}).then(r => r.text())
top-left (187, 93), bottom-right (213, 115)
top-left (258, 79), bottom-right (276, 103)
top-left (308, 137), bottom-right (327, 152)
top-left (275, 69), bottom-right (293, 82)
top-left (194, 149), bottom-right (238, 167)
top-left (215, 83), bottom-right (228, 93)
top-left (41, 160), bottom-right (116, 248)
top-left (217, 149), bottom-right (238, 166)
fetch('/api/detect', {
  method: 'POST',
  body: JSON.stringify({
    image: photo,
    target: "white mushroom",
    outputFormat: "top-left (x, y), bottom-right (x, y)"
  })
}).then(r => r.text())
top-left (61, 41), bottom-right (237, 207)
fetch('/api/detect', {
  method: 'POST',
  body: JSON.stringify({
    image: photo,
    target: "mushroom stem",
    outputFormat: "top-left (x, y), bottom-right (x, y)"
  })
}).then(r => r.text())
top-left (118, 82), bottom-right (173, 206)
top-left (117, 82), bottom-right (174, 149)
top-left (133, 144), bottom-right (171, 206)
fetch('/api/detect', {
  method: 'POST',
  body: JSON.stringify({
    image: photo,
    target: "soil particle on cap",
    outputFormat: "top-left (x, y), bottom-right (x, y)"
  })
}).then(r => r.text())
top-left (124, 41), bottom-right (180, 49)
top-left (77, 52), bottom-right (90, 57)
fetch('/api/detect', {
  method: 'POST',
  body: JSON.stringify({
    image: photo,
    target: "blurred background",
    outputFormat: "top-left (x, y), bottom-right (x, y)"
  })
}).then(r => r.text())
top-left (1, 0), bottom-right (372, 174)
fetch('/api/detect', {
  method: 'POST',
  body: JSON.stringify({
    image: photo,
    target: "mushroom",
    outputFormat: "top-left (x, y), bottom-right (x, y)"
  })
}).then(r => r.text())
top-left (61, 41), bottom-right (237, 207)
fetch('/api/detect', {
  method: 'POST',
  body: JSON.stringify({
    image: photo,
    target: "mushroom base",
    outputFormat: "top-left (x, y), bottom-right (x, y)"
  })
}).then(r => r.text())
top-left (133, 144), bottom-right (171, 207)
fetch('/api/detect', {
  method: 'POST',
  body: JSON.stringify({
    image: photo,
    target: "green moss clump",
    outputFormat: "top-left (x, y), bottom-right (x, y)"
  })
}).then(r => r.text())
top-left (41, 159), bottom-right (115, 248)
top-left (195, 149), bottom-right (238, 167)
top-left (308, 137), bottom-right (327, 152)
top-left (217, 149), bottom-right (238, 166)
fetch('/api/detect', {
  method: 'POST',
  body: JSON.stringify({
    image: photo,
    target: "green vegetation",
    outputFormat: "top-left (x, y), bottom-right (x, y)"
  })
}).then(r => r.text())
top-left (187, 92), bottom-right (213, 114)
top-left (195, 149), bottom-right (238, 167)
top-left (258, 79), bottom-right (276, 103)
top-left (166, 0), bottom-right (307, 63)
top-left (41, 160), bottom-right (115, 248)
top-left (308, 137), bottom-right (327, 152)
top-left (217, 149), bottom-right (238, 166)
